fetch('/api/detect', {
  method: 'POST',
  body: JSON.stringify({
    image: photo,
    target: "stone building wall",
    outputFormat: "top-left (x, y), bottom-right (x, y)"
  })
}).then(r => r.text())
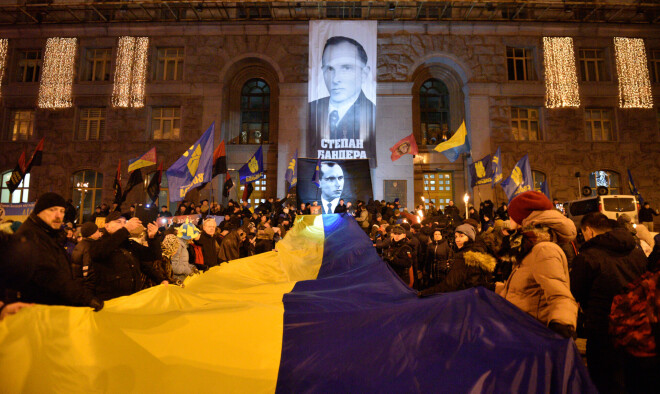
top-left (0, 21), bottom-right (658, 213)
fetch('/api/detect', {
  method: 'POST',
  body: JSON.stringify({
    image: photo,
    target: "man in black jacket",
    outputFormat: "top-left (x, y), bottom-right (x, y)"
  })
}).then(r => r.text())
top-left (378, 226), bottom-right (414, 286)
top-left (570, 213), bottom-right (649, 394)
top-left (4, 192), bottom-right (103, 311)
top-left (639, 202), bottom-right (658, 231)
top-left (89, 212), bottom-right (167, 301)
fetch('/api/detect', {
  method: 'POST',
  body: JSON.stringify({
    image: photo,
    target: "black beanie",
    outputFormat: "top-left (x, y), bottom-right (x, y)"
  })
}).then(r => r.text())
top-left (34, 192), bottom-right (66, 214)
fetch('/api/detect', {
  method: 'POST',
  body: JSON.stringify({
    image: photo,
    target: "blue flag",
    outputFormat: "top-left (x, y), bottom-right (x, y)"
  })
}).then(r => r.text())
top-left (627, 169), bottom-right (643, 205)
top-left (285, 149), bottom-right (298, 191)
top-left (311, 158), bottom-right (321, 187)
top-left (469, 154), bottom-right (493, 188)
top-left (166, 123), bottom-right (215, 202)
top-left (492, 147), bottom-right (502, 187)
top-left (540, 179), bottom-right (551, 201)
top-left (500, 154), bottom-right (533, 201)
top-left (433, 121), bottom-right (470, 162)
top-left (239, 146), bottom-right (264, 184)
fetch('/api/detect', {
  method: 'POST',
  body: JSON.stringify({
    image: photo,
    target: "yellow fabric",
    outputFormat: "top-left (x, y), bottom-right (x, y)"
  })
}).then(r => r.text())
top-left (433, 121), bottom-right (467, 152)
top-left (0, 215), bottom-right (325, 393)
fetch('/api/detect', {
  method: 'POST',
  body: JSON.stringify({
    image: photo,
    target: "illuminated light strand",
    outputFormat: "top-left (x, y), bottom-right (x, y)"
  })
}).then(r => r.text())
top-left (543, 37), bottom-right (580, 108)
top-left (112, 36), bottom-right (135, 108)
top-left (38, 37), bottom-right (76, 109)
top-left (112, 36), bottom-right (149, 108)
top-left (0, 39), bottom-right (8, 101)
top-left (614, 37), bottom-right (653, 109)
top-left (130, 37), bottom-right (149, 108)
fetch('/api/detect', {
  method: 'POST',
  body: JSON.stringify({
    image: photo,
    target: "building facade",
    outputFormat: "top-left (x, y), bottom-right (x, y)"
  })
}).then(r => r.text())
top-left (0, 1), bottom-right (658, 221)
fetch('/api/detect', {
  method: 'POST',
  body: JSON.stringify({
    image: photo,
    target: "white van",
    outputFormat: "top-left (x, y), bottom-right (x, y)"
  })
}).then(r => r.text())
top-left (563, 195), bottom-right (640, 227)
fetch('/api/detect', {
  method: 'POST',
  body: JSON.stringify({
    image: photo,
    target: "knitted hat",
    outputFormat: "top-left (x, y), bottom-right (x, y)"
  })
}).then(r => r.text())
top-left (508, 191), bottom-right (554, 225)
top-left (391, 225), bottom-right (405, 235)
top-left (455, 223), bottom-right (476, 241)
top-left (80, 222), bottom-right (98, 238)
top-left (105, 211), bottom-right (124, 223)
top-left (161, 234), bottom-right (179, 259)
top-left (33, 192), bottom-right (66, 214)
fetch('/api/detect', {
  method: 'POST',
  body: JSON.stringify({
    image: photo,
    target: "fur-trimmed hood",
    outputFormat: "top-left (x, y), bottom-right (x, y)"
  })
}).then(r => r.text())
top-left (463, 250), bottom-right (497, 273)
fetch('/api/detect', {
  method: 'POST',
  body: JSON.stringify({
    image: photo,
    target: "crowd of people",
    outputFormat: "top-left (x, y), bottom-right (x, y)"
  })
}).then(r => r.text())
top-left (1, 190), bottom-right (659, 393)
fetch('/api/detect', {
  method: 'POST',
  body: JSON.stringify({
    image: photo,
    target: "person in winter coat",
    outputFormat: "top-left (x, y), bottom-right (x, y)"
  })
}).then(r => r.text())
top-left (218, 228), bottom-right (246, 263)
top-left (4, 193), bottom-right (103, 311)
top-left (496, 191), bottom-right (578, 339)
top-left (195, 218), bottom-right (219, 267)
top-left (424, 228), bottom-right (453, 287)
top-left (420, 224), bottom-right (496, 295)
top-left (89, 212), bottom-right (167, 301)
top-left (379, 225), bottom-right (414, 286)
top-left (639, 202), bottom-right (658, 231)
top-left (570, 213), bottom-right (650, 394)
top-left (71, 222), bottom-right (102, 288)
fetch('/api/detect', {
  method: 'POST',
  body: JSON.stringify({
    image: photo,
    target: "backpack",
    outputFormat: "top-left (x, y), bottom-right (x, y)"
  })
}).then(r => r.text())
top-left (609, 269), bottom-right (660, 357)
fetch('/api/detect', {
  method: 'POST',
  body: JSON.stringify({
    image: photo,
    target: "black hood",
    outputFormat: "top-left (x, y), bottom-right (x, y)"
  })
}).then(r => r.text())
top-left (583, 227), bottom-right (637, 254)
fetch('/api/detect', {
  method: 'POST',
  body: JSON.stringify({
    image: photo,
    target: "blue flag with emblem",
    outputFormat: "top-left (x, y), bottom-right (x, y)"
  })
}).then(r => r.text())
top-left (239, 146), bottom-right (264, 184)
top-left (627, 169), bottom-right (643, 205)
top-left (492, 147), bottom-right (502, 187)
top-left (469, 154), bottom-right (493, 188)
top-left (285, 149), bottom-right (298, 191)
top-left (500, 154), bottom-right (533, 201)
top-left (166, 123), bottom-right (215, 202)
top-left (311, 158), bottom-right (321, 187)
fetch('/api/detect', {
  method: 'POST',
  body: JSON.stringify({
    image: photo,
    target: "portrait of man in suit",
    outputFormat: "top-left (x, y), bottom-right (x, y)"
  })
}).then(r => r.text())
top-left (308, 36), bottom-right (376, 163)
top-left (319, 161), bottom-right (345, 214)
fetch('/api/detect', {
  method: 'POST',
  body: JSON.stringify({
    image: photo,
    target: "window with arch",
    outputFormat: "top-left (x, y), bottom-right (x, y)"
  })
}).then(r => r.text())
top-left (419, 78), bottom-right (450, 145)
top-left (1, 171), bottom-right (30, 203)
top-left (144, 171), bottom-right (169, 212)
top-left (71, 170), bottom-right (103, 223)
top-left (589, 170), bottom-right (620, 196)
top-left (532, 170), bottom-right (546, 192)
top-left (239, 78), bottom-right (270, 144)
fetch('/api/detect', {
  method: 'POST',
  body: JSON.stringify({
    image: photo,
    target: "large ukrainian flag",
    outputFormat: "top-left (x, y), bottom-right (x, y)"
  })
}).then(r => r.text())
top-left (0, 215), bottom-right (595, 393)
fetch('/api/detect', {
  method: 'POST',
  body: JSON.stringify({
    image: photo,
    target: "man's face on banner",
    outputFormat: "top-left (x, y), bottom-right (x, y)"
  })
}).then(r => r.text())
top-left (320, 163), bottom-right (344, 201)
top-left (322, 41), bottom-right (369, 106)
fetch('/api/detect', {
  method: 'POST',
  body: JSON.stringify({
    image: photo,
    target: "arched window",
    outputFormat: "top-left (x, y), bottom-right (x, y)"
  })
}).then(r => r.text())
top-left (532, 170), bottom-right (546, 192)
top-left (1, 171), bottom-right (30, 203)
top-left (589, 170), bottom-right (620, 196)
top-left (72, 170), bottom-right (103, 223)
top-left (419, 78), bottom-right (450, 145)
top-left (239, 78), bottom-right (270, 144)
top-left (144, 172), bottom-right (169, 212)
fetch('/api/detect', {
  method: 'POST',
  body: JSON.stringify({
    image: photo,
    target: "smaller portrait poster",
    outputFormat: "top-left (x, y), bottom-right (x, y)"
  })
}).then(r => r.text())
top-left (297, 158), bottom-right (373, 214)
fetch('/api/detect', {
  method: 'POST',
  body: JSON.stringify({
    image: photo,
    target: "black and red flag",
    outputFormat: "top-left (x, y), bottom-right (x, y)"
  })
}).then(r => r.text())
top-left (242, 182), bottom-right (254, 202)
top-left (113, 160), bottom-right (123, 204)
top-left (146, 163), bottom-right (163, 203)
top-left (5, 150), bottom-right (27, 194)
top-left (212, 140), bottom-right (227, 178)
top-left (25, 137), bottom-right (44, 174)
top-left (222, 172), bottom-right (233, 198)
top-left (121, 169), bottom-right (143, 202)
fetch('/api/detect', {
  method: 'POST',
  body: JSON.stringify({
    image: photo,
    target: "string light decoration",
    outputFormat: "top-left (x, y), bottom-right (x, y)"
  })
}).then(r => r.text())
top-left (38, 37), bottom-right (77, 109)
top-left (614, 37), bottom-right (653, 109)
top-left (0, 39), bottom-right (8, 100)
top-left (112, 36), bottom-right (149, 108)
top-left (543, 37), bottom-right (580, 108)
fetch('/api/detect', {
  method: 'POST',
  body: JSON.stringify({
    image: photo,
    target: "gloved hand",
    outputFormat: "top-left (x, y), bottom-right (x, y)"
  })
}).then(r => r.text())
top-left (89, 298), bottom-right (104, 312)
top-left (548, 321), bottom-right (576, 339)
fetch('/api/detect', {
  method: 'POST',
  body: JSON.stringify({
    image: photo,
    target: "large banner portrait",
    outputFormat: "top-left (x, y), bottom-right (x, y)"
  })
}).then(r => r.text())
top-left (308, 21), bottom-right (377, 166)
top-left (297, 158), bottom-right (373, 214)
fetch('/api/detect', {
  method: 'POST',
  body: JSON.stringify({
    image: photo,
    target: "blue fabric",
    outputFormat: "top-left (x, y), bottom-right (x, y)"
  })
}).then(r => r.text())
top-left (492, 146), bottom-right (502, 186)
top-left (311, 158), bottom-right (321, 187)
top-left (238, 146), bottom-right (265, 184)
top-left (166, 123), bottom-right (214, 202)
top-left (285, 149), bottom-right (298, 190)
top-left (500, 154), bottom-right (533, 201)
top-left (469, 153), bottom-right (494, 187)
top-left (276, 214), bottom-right (596, 393)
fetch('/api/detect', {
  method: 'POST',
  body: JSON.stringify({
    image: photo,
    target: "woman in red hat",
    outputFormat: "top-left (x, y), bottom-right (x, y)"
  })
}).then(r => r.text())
top-left (496, 191), bottom-right (578, 338)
